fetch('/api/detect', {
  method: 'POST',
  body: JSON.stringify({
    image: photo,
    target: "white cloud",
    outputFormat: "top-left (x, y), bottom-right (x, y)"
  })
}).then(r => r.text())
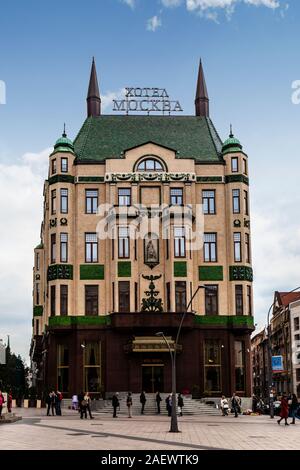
top-left (147, 15), bottom-right (162, 32)
top-left (185, 0), bottom-right (281, 20)
top-left (121, 0), bottom-right (135, 8)
top-left (101, 88), bottom-right (127, 111)
top-left (0, 148), bottom-right (51, 361)
top-left (161, 0), bottom-right (182, 7)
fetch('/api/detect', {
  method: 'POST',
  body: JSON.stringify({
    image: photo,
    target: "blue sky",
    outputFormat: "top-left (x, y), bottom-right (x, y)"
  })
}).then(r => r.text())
top-left (1, 0), bottom-right (300, 359)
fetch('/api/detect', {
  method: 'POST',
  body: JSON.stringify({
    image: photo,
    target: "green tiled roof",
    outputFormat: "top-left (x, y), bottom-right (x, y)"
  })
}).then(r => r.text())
top-left (73, 115), bottom-right (223, 162)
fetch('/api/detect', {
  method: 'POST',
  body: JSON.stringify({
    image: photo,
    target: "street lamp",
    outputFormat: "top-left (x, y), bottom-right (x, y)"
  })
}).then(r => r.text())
top-left (267, 286), bottom-right (300, 419)
top-left (156, 284), bottom-right (206, 433)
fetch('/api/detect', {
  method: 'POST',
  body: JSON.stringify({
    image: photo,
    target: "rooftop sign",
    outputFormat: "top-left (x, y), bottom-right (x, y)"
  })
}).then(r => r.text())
top-left (113, 87), bottom-right (183, 114)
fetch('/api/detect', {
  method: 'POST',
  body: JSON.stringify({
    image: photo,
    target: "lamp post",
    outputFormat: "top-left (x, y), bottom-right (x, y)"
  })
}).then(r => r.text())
top-left (267, 286), bottom-right (300, 419)
top-left (156, 284), bottom-right (205, 433)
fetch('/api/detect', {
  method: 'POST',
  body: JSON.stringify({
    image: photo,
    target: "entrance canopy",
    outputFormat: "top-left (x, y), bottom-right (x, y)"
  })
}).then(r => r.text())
top-left (125, 336), bottom-right (182, 353)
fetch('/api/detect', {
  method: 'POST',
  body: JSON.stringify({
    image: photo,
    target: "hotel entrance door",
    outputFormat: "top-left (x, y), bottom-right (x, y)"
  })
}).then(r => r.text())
top-left (142, 365), bottom-right (164, 393)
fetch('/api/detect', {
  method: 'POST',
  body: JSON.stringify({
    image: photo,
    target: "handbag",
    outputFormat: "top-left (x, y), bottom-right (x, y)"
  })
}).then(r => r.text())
top-left (81, 399), bottom-right (88, 407)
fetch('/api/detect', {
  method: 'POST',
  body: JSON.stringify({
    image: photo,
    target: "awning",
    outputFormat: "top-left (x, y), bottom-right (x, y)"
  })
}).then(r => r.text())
top-left (124, 336), bottom-right (182, 353)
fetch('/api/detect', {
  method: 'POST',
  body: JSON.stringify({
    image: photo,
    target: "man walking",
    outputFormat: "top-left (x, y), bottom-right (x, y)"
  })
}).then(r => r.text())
top-left (231, 393), bottom-right (239, 418)
top-left (127, 392), bottom-right (133, 418)
top-left (112, 392), bottom-right (119, 418)
top-left (155, 391), bottom-right (162, 414)
top-left (140, 391), bottom-right (146, 415)
top-left (178, 393), bottom-right (184, 417)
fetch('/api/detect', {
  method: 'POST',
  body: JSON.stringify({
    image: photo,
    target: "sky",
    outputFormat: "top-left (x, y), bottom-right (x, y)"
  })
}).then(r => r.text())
top-left (1, 0), bottom-right (300, 361)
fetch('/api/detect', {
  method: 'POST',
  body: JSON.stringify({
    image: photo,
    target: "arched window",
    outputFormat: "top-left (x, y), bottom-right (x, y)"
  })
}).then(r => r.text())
top-left (136, 158), bottom-right (164, 172)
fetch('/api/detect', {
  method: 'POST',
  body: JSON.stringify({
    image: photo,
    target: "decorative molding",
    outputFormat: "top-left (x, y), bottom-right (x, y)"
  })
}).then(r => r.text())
top-left (105, 172), bottom-right (196, 183)
top-left (141, 274), bottom-right (163, 312)
top-left (48, 315), bottom-right (111, 327)
top-left (47, 264), bottom-right (73, 281)
top-left (244, 219), bottom-right (250, 228)
top-left (49, 218), bottom-right (57, 227)
top-left (196, 176), bottom-right (223, 183)
top-left (229, 265), bottom-right (253, 282)
top-left (35, 274), bottom-right (40, 280)
top-left (194, 315), bottom-right (254, 328)
top-left (225, 175), bottom-right (249, 185)
top-left (174, 261), bottom-right (187, 277)
top-left (80, 264), bottom-right (104, 280)
top-left (48, 175), bottom-right (75, 185)
top-left (233, 219), bottom-right (241, 228)
top-left (60, 217), bottom-right (68, 226)
top-left (118, 261), bottom-right (131, 277)
top-left (33, 306), bottom-right (43, 317)
top-left (199, 266), bottom-right (223, 281)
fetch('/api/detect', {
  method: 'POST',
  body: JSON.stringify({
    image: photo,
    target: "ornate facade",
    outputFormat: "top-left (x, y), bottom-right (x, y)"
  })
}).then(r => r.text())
top-left (30, 59), bottom-right (254, 398)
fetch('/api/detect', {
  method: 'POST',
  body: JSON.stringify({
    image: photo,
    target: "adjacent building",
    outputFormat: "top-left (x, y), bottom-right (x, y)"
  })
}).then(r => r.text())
top-left (30, 59), bottom-right (255, 399)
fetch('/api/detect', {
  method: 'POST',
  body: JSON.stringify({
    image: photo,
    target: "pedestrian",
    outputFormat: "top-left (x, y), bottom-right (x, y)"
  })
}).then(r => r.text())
top-left (84, 392), bottom-right (94, 419)
top-left (178, 393), bottom-right (184, 417)
top-left (55, 390), bottom-right (63, 416)
top-left (155, 391), bottom-right (162, 414)
top-left (7, 390), bottom-right (12, 413)
top-left (277, 395), bottom-right (289, 426)
top-left (78, 391), bottom-right (87, 419)
top-left (231, 393), bottom-right (239, 418)
top-left (166, 393), bottom-right (172, 417)
top-left (290, 394), bottom-right (299, 425)
top-left (0, 390), bottom-right (5, 417)
top-left (72, 394), bottom-right (78, 411)
top-left (46, 391), bottom-right (55, 416)
top-left (127, 392), bottom-right (133, 418)
top-left (140, 391), bottom-right (146, 415)
top-left (220, 395), bottom-right (229, 416)
top-left (112, 392), bottom-right (119, 418)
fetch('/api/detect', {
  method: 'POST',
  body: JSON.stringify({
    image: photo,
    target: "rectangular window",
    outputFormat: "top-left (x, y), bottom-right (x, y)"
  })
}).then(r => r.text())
top-left (119, 281), bottom-right (130, 312)
top-left (235, 340), bottom-right (245, 392)
top-left (235, 285), bottom-right (244, 315)
top-left (51, 233), bottom-right (56, 264)
top-left (244, 190), bottom-right (249, 216)
top-left (57, 344), bottom-right (69, 393)
top-left (36, 319), bottom-right (39, 336)
top-left (166, 234), bottom-right (169, 260)
top-left (243, 158), bottom-right (247, 175)
top-left (295, 334), bottom-right (300, 341)
top-left (204, 340), bottom-right (221, 392)
top-left (247, 285), bottom-right (252, 316)
top-left (85, 233), bottom-right (98, 263)
top-left (36, 252), bottom-right (40, 270)
top-left (60, 188), bottom-right (68, 214)
top-left (231, 157), bottom-right (238, 173)
top-left (234, 233), bottom-right (242, 262)
top-left (245, 233), bottom-right (250, 263)
top-left (61, 158), bottom-right (68, 173)
top-left (118, 188), bottom-right (131, 206)
top-left (85, 285), bottom-right (98, 316)
top-left (204, 233), bottom-right (217, 262)
top-left (85, 189), bottom-right (98, 214)
top-left (112, 282), bottom-right (115, 312)
top-left (50, 285), bottom-right (56, 317)
top-left (294, 317), bottom-right (300, 331)
top-left (60, 285), bottom-right (68, 316)
top-left (60, 233), bottom-right (68, 263)
top-left (36, 283), bottom-right (40, 305)
top-left (118, 227), bottom-right (130, 258)
top-left (202, 190), bottom-right (216, 215)
top-left (296, 369), bottom-right (300, 381)
top-left (135, 282), bottom-right (138, 311)
top-left (170, 188), bottom-right (183, 206)
top-left (232, 189), bottom-right (240, 214)
top-left (51, 189), bottom-right (57, 215)
top-left (84, 342), bottom-right (101, 393)
top-left (175, 281), bottom-right (186, 313)
top-left (174, 227), bottom-right (186, 258)
top-left (51, 159), bottom-right (56, 175)
top-left (205, 285), bottom-right (218, 316)
top-left (166, 282), bottom-right (171, 311)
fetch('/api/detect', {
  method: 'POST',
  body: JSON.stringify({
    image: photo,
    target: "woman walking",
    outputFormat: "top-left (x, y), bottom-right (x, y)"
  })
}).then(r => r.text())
top-left (220, 395), bottom-right (229, 416)
top-left (84, 392), bottom-right (94, 419)
top-left (127, 392), bottom-right (133, 418)
top-left (277, 395), bottom-right (289, 425)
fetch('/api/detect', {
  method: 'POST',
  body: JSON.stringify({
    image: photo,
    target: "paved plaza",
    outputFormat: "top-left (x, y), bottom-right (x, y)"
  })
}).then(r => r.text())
top-left (1, 408), bottom-right (300, 450)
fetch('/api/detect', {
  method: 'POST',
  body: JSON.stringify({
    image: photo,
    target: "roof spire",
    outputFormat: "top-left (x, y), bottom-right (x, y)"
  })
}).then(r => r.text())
top-left (62, 123), bottom-right (66, 138)
top-left (195, 59), bottom-right (209, 117)
top-left (229, 123), bottom-right (233, 138)
top-left (87, 57), bottom-right (101, 117)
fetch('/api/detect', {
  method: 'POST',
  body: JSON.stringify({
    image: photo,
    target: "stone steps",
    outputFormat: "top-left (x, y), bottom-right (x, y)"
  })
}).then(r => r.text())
top-left (0, 413), bottom-right (22, 424)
